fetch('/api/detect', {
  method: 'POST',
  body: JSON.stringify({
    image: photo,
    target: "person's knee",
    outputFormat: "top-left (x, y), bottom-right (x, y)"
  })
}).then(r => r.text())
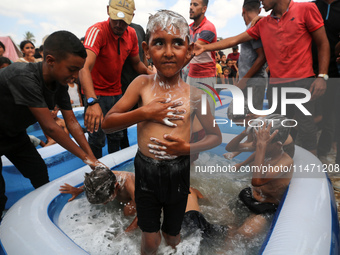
top-left (141, 232), bottom-right (161, 255)
top-left (162, 232), bottom-right (180, 248)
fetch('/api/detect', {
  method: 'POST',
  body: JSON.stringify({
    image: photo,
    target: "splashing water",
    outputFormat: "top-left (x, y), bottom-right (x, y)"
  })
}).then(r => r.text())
top-left (58, 153), bottom-right (270, 254)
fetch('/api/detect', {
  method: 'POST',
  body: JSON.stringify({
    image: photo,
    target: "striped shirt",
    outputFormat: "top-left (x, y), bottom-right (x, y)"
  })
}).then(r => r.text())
top-left (84, 19), bottom-right (139, 96)
top-left (189, 17), bottom-right (217, 78)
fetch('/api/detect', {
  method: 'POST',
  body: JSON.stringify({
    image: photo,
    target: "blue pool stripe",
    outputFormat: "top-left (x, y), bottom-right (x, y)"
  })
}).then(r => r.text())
top-left (258, 184), bottom-right (290, 254)
top-left (326, 176), bottom-right (340, 255)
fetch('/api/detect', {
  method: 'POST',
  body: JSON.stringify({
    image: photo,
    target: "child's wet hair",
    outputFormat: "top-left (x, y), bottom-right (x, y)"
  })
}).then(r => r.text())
top-left (253, 114), bottom-right (291, 144)
top-left (43, 30), bottom-right (87, 61)
top-left (83, 166), bottom-right (117, 204)
top-left (145, 10), bottom-right (190, 44)
top-left (227, 100), bottom-right (250, 120)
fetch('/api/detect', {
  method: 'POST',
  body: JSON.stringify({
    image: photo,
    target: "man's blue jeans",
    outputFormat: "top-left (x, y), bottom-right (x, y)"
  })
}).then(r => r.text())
top-left (84, 95), bottom-right (123, 159)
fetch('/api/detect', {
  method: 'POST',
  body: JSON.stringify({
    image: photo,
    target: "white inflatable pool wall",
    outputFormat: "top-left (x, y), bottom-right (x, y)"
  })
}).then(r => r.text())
top-left (0, 145), bottom-right (138, 255)
top-left (260, 146), bottom-right (339, 255)
top-left (0, 145), bottom-right (339, 254)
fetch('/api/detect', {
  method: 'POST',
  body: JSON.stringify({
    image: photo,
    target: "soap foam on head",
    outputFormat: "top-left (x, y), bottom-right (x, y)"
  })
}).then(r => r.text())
top-left (145, 10), bottom-right (190, 44)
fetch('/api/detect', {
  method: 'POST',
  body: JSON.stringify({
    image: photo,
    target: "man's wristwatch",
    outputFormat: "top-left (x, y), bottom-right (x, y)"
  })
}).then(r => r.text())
top-left (87, 97), bottom-right (99, 106)
top-left (317, 74), bottom-right (329, 81)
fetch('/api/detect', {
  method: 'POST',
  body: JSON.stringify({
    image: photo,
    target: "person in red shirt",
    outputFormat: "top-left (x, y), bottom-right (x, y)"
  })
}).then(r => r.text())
top-left (227, 46), bottom-right (240, 61)
top-left (193, 0), bottom-right (330, 155)
top-left (79, 0), bottom-right (153, 158)
top-left (188, 0), bottom-right (217, 115)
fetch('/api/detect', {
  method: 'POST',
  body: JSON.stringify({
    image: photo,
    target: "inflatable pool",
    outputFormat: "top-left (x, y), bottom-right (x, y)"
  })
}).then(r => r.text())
top-left (0, 142), bottom-right (339, 254)
top-left (1, 107), bottom-right (137, 209)
top-left (0, 90), bottom-right (339, 254)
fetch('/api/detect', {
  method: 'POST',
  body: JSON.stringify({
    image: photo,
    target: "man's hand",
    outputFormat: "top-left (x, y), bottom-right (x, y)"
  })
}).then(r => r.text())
top-left (309, 78), bottom-right (326, 100)
top-left (59, 183), bottom-right (84, 202)
top-left (236, 78), bottom-right (248, 90)
top-left (144, 98), bottom-right (185, 127)
top-left (85, 103), bottom-right (103, 133)
top-left (250, 16), bottom-right (264, 27)
top-left (193, 43), bottom-right (206, 56)
top-left (148, 134), bottom-right (190, 159)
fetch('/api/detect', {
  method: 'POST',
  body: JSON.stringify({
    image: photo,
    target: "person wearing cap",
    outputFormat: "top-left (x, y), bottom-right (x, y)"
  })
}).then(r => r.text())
top-left (236, 0), bottom-right (267, 111)
top-left (193, 0), bottom-right (330, 156)
top-left (79, 0), bottom-right (153, 159)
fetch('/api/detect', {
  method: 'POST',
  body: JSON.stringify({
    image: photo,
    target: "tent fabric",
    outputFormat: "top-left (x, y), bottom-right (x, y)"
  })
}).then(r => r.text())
top-left (0, 36), bottom-right (22, 62)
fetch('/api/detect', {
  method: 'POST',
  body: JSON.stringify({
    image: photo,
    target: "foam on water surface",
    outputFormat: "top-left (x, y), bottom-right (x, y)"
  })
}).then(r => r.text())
top-left (58, 152), bottom-right (270, 255)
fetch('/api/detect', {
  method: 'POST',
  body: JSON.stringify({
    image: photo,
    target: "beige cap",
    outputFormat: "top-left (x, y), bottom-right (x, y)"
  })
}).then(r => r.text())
top-left (108, 0), bottom-right (135, 25)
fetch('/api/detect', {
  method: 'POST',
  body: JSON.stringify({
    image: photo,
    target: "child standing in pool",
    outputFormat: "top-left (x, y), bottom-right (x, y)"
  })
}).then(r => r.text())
top-left (102, 10), bottom-right (221, 255)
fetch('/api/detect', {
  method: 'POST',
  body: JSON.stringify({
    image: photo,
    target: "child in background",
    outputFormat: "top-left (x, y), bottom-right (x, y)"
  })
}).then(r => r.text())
top-left (68, 82), bottom-right (83, 107)
top-left (44, 106), bottom-right (70, 146)
top-left (222, 66), bottom-right (232, 84)
top-left (0, 57), bottom-right (11, 69)
top-left (101, 10), bottom-right (221, 254)
top-left (16, 40), bottom-right (39, 63)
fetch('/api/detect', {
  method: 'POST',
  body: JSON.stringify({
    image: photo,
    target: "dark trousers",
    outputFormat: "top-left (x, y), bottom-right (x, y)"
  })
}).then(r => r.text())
top-left (267, 78), bottom-right (317, 151)
top-left (336, 83), bottom-right (340, 165)
top-left (120, 128), bottom-right (130, 149)
top-left (317, 78), bottom-right (338, 156)
top-left (0, 132), bottom-right (49, 214)
top-left (84, 95), bottom-right (124, 159)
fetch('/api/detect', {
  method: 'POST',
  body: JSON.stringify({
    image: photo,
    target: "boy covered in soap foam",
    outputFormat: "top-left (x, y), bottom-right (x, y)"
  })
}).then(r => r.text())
top-left (102, 10), bottom-right (221, 255)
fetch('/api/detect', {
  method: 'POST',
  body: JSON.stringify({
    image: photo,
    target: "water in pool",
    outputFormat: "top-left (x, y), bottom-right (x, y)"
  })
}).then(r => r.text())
top-left (58, 153), bottom-right (271, 254)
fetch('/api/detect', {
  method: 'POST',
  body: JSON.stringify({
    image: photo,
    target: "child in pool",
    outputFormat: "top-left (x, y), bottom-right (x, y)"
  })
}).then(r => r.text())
top-left (234, 118), bottom-right (294, 241)
top-left (44, 105), bottom-right (70, 146)
top-left (60, 166), bottom-right (137, 230)
top-left (224, 101), bottom-right (294, 169)
top-left (101, 10), bottom-right (221, 255)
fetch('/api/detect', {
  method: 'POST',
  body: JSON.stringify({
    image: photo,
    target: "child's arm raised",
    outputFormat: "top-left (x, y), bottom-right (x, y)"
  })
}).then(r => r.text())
top-left (102, 76), bottom-right (185, 133)
top-left (225, 130), bottom-right (248, 152)
top-left (251, 123), bottom-right (290, 186)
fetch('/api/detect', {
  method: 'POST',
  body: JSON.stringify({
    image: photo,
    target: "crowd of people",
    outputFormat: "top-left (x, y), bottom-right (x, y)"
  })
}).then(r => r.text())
top-left (0, 0), bottom-right (339, 254)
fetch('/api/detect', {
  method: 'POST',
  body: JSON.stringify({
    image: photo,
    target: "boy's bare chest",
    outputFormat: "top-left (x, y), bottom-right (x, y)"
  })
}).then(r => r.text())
top-left (142, 86), bottom-right (189, 104)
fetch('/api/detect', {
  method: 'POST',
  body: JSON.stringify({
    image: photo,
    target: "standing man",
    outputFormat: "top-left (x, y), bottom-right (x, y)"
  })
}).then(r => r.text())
top-left (237, 0), bottom-right (267, 110)
top-left (80, 0), bottom-right (152, 158)
top-left (0, 31), bottom-right (104, 218)
top-left (120, 23), bottom-right (147, 149)
top-left (312, 0), bottom-right (340, 163)
top-left (193, 0), bottom-right (330, 155)
top-left (188, 0), bottom-right (217, 115)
